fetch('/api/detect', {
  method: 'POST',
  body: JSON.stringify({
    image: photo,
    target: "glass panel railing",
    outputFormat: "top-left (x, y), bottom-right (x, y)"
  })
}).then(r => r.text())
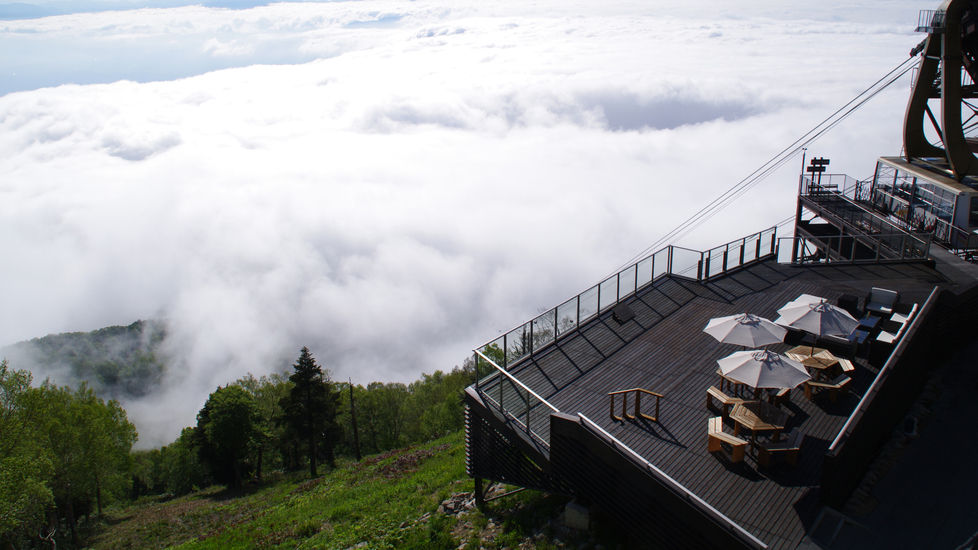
top-left (777, 234), bottom-right (931, 265)
top-left (619, 265), bottom-right (637, 299)
top-left (652, 248), bottom-right (669, 280)
top-left (579, 285), bottom-right (599, 323)
top-left (636, 256), bottom-right (653, 290)
top-left (532, 311), bottom-right (555, 350)
top-left (473, 350), bottom-right (559, 446)
top-left (555, 297), bottom-right (578, 338)
top-left (743, 233), bottom-right (760, 263)
top-left (669, 247), bottom-right (701, 280)
top-left (474, 227), bottom-right (778, 372)
top-left (760, 227), bottom-right (776, 255)
top-left (726, 241), bottom-right (744, 271)
top-left (505, 323), bottom-right (532, 365)
top-left (704, 246), bottom-right (725, 279)
top-left (599, 277), bottom-right (618, 312)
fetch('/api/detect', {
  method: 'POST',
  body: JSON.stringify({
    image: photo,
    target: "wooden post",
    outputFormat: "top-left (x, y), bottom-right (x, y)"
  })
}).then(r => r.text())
top-left (475, 477), bottom-right (485, 510)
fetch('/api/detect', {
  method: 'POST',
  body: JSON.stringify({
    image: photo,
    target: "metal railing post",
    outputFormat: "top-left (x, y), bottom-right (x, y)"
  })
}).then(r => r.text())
top-left (503, 334), bottom-right (507, 370)
top-left (667, 246), bottom-right (673, 275)
top-left (703, 254), bottom-right (710, 281)
top-left (755, 236), bottom-right (762, 259)
top-left (474, 351), bottom-right (480, 389)
top-left (499, 370), bottom-right (503, 407)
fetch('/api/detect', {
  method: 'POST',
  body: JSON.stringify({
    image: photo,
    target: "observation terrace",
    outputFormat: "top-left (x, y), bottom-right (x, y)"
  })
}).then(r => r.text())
top-left (465, 226), bottom-right (978, 549)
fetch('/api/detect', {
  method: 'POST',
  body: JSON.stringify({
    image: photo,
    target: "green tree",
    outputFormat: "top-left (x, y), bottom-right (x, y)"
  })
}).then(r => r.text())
top-left (74, 386), bottom-right (137, 515)
top-left (0, 360), bottom-right (53, 547)
top-left (236, 372), bottom-right (291, 479)
top-left (279, 348), bottom-right (339, 477)
top-left (196, 385), bottom-right (261, 489)
top-left (161, 427), bottom-right (208, 495)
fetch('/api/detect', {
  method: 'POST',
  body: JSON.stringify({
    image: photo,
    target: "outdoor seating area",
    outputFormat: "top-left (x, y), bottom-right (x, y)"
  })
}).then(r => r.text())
top-left (697, 292), bottom-right (863, 469)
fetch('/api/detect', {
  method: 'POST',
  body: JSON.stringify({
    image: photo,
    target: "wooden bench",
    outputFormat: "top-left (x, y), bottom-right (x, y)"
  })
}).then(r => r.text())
top-left (804, 374), bottom-right (852, 403)
top-left (838, 358), bottom-right (855, 373)
top-left (757, 428), bottom-right (804, 467)
top-left (706, 386), bottom-right (743, 415)
top-left (766, 387), bottom-right (790, 407)
top-left (707, 416), bottom-right (748, 463)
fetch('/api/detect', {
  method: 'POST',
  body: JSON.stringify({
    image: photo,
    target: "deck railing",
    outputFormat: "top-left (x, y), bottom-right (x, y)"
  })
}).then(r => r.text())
top-left (474, 227), bottom-right (777, 372)
top-left (577, 414), bottom-right (768, 549)
top-left (791, 174), bottom-right (932, 263)
top-left (777, 233), bottom-right (930, 264)
top-left (803, 173), bottom-right (978, 257)
top-left (472, 349), bottom-right (559, 448)
top-left (608, 388), bottom-right (662, 422)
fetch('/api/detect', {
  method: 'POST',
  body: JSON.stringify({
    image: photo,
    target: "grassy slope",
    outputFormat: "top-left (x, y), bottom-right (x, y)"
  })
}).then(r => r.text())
top-left (90, 432), bottom-right (628, 550)
top-left (92, 433), bottom-right (470, 550)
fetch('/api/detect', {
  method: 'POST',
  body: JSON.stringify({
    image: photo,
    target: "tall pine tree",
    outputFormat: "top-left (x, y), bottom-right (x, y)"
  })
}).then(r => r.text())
top-left (280, 347), bottom-right (339, 477)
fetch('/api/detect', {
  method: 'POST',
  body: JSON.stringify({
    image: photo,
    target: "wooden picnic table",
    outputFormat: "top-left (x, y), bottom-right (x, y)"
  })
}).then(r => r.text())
top-left (786, 346), bottom-right (840, 380)
top-left (729, 400), bottom-right (788, 449)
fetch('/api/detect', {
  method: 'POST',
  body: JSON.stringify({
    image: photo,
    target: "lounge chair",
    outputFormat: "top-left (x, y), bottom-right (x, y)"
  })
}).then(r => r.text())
top-left (865, 287), bottom-right (899, 316)
top-left (890, 302), bottom-right (918, 324)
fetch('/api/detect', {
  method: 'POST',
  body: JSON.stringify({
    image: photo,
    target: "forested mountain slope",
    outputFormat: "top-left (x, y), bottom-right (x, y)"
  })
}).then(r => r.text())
top-left (1, 320), bottom-right (167, 399)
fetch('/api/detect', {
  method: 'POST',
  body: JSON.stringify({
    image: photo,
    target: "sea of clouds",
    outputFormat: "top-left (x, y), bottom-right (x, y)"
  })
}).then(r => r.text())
top-left (0, 0), bottom-right (930, 446)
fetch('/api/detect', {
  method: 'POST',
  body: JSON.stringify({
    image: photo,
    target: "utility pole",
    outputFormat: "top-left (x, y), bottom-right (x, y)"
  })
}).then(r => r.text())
top-left (349, 378), bottom-right (362, 461)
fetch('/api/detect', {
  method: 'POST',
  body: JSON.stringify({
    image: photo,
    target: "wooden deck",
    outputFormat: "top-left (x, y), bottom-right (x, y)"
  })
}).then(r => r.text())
top-left (492, 258), bottom-right (959, 549)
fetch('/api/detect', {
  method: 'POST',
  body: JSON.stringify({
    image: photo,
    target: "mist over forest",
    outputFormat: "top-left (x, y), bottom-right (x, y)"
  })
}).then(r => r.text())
top-left (0, 0), bottom-right (929, 448)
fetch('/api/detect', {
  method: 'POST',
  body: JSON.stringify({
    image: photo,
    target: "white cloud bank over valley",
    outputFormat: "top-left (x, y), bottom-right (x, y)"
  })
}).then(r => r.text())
top-left (0, 0), bottom-right (928, 446)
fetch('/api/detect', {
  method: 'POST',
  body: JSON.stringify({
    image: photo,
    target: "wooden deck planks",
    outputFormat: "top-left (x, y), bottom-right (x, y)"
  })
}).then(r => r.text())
top-left (478, 258), bottom-right (952, 548)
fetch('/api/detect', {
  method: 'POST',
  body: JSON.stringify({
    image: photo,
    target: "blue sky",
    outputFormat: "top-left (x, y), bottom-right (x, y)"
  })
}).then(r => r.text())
top-left (0, 0), bottom-right (931, 446)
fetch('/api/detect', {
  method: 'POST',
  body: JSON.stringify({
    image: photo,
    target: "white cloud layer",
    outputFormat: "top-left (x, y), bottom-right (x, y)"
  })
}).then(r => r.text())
top-left (0, 0), bottom-right (928, 447)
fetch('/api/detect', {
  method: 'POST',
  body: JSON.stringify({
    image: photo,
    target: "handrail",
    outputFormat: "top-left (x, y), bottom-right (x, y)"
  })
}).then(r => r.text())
top-left (475, 227), bottom-right (778, 369)
top-left (473, 350), bottom-right (559, 413)
top-left (473, 349), bottom-right (558, 446)
top-left (578, 414), bottom-right (767, 549)
top-left (609, 388), bottom-right (663, 422)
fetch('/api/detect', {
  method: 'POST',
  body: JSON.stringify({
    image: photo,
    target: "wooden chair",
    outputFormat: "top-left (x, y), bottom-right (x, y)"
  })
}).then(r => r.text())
top-left (838, 358), bottom-right (855, 374)
top-left (757, 428), bottom-right (804, 467)
top-left (766, 387), bottom-right (790, 407)
top-left (707, 416), bottom-right (747, 463)
top-left (804, 374), bottom-right (851, 402)
top-left (706, 386), bottom-right (743, 416)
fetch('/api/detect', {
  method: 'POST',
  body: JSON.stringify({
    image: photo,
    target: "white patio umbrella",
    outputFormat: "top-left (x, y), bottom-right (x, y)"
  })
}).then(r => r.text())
top-left (704, 313), bottom-right (787, 348)
top-left (717, 349), bottom-right (812, 390)
top-left (776, 299), bottom-right (859, 353)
